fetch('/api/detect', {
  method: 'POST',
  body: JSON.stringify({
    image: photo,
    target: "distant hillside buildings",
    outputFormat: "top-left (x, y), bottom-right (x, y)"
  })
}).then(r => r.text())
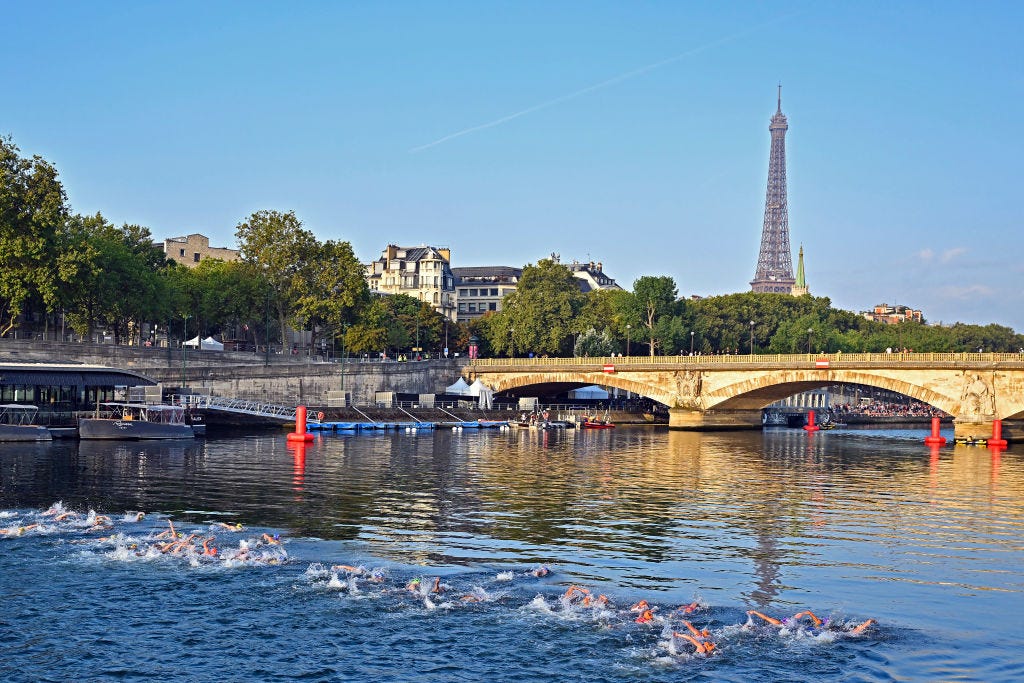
top-left (862, 303), bottom-right (923, 324)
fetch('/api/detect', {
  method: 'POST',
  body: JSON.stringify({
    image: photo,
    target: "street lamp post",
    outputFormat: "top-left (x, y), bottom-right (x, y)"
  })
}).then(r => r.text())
top-left (807, 327), bottom-right (813, 354)
top-left (626, 324), bottom-right (631, 357)
top-left (182, 315), bottom-right (189, 388)
top-left (690, 330), bottom-right (695, 355)
top-left (264, 291), bottom-right (270, 367)
top-left (749, 320), bottom-right (755, 355)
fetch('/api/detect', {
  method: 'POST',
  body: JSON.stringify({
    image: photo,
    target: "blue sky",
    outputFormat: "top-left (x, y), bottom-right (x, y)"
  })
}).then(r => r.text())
top-left (5, 1), bottom-right (1022, 331)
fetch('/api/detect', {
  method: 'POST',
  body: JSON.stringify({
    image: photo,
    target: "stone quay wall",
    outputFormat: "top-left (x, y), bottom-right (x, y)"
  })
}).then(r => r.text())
top-left (0, 339), bottom-right (467, 406)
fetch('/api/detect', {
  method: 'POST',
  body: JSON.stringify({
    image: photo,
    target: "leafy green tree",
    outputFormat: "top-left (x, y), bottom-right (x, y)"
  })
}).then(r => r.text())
top-left (631, 276), bottom-right (679, 355)
top-left (296, 239), bottom-right (371, 352)
top-left (490, 258), bottom-right (586, 356)
top-left (574, 327), bottom-right (616, 357)
top-left (0, 136), bottom-right (70, 334)
top-left (235, 210), bottom-right (319, 347)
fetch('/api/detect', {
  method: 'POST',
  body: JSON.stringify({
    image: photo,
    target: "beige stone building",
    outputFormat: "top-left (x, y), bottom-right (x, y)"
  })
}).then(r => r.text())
top-left (163, 234), bottom-right (240, 268)
top-left (365, 244), bottom-right (456, 320)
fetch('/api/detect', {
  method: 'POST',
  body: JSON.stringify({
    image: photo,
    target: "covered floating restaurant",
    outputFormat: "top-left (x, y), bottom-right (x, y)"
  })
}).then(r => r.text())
top-left (0, 363), bottom-right (157, 426)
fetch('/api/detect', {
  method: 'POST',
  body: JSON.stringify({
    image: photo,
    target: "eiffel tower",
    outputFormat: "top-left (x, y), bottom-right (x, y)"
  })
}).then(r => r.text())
top-left (751, 86), bottom-right (796, 293)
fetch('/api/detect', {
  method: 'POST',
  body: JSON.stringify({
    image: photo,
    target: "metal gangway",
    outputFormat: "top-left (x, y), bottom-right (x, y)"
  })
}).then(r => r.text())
top-left (174, 394), bottom-right (297, 422)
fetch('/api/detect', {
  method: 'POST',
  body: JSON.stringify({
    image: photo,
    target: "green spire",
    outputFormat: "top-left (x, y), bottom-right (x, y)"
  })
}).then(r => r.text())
top-left (795, 244), bottom-right (806, 288)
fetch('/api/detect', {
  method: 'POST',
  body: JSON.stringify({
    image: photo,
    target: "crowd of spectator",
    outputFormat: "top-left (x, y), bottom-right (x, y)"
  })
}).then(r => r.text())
top-left (832, 399), bottom-right (946, 418)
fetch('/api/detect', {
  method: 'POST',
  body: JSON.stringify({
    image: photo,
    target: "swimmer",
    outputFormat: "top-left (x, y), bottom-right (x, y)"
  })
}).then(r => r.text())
top-left (331, 564), bottom-right (362, 574)
top-left (88, 514), bottom-right (113, 531)
top-left (635, 608), bottom-right (656, 624)
top-left (672, 631), bottom-right (716, 655)
top-left (201, 537), bottom-right (218, 556)
top-left (676, 601), bottom-right (701, 615)
top-left (792, 610), bottom-right (824, 628)
top-left (131, 512), bottom-right (146, 522)
top-left (431, 577), bottom-right (444, 594)
top-left (0, 523), bottom-right (39, 536)
top-left (154, 519), bottom-right (178, 540)
top-left (261, 533), bottom-right (281, 545)
top-left (582, 593), bottom-right (609, 608)
top-left (531, 565), bottom-right (551, 577)
top-left (214, 522), bottom-right (243, 531)
top-left (629, 599), bottom-right (650, 612)
top-left (407, 578), bottom-right (422, 593)
top-left (563, 585), bottom-right (590, 604)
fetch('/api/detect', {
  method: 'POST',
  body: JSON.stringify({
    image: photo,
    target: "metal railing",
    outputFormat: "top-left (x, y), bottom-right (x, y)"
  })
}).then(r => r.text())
top-left (469, 352), bottom-right (1024, 369)
top-left (174, 394), bottom-right (297, 420)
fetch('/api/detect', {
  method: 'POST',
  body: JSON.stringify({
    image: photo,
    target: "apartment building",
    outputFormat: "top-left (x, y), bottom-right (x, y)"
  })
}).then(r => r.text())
top-left (365, 244), bottom-right (456, 320)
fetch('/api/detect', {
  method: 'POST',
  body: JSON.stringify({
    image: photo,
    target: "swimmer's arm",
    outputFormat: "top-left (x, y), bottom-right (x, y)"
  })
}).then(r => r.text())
top-left (793, 610), bottom-right (822, 627)
top-left (747, 610), bottom-right (782, 626)
top-left (851, 618), bottom-right (876, 634)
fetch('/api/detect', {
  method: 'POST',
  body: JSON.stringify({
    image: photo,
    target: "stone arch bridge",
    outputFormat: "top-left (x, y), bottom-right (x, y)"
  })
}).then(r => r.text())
top-left (465, 352), bottom-right (1024, 441)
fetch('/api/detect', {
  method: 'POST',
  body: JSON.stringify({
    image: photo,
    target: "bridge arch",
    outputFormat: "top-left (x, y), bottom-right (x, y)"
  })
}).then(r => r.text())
top-left (481, 372), bottom-right (676, 407)
top-left (706, 370), bottom-right (961, 416)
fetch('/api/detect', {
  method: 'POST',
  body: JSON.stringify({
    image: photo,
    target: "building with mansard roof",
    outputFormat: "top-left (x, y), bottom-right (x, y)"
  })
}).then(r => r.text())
top-left (365, 244), bottom-right (456, 320)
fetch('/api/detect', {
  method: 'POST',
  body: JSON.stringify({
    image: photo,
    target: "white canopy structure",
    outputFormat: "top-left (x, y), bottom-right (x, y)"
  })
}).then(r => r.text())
top-left (468, 378), bottom-right (488, 397)
top-left (184, 336), bottom-right (224, 351)
top-left (568, 385), bottom-right (609, 400)
top-left (444, 377), bottom-right (472, 396)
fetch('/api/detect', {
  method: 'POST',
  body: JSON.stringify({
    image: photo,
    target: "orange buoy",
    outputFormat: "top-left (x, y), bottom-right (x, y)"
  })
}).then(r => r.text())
top-left (287, 405), bottom-right (314, 442)
top-left (924, 416), bottom-right (946, 445)
top-left (803, 409), bottom-right (819, 432)
top-left (988, 419), bottom-right (1008, 449)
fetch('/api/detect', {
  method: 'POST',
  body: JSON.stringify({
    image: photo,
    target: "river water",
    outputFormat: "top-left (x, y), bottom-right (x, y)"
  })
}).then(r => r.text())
top-left (0, 426), bottom-right (1021, 682)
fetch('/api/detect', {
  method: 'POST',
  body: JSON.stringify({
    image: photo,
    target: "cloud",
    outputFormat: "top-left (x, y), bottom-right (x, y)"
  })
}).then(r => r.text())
top-left (918, 248), bottom-right (935, 261)
top-left (937, 284), bottom-right (994, 300)
top-left (939, 247), bottom-right (967, 264)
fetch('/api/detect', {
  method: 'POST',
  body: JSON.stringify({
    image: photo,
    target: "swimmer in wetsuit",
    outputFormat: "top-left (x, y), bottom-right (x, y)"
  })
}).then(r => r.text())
top-left (635, 608), bottom-right (656, 624)
top-left (0, 523), bottom-right (39, 536)
top-left (215, 522), bottom-right (243, 531)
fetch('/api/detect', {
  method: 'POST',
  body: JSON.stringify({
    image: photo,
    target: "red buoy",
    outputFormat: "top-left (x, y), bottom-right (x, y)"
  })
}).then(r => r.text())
top-left (287, 405), bottom-right (314, 442)
top-left (988, 419), bottom-right (1008, 449)
top-left (803, 409), bottom-right (819, 432)
top-left (924, 416), bottom-right (946, 445)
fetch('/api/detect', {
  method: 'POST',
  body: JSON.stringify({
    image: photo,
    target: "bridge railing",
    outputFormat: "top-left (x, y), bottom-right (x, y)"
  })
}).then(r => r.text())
top-left (469, 352), bottom-right (1024, 368)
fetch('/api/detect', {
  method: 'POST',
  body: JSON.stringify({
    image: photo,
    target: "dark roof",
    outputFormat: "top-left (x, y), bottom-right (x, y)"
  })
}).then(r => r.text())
top-left (452, 266), bottom-right (522, 283)
top-left (0, 365), bottom-right (155, 387)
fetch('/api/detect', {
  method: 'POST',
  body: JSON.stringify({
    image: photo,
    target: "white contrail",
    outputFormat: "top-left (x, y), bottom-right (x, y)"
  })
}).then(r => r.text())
top-left (410, 14), bottom-right (798, 153)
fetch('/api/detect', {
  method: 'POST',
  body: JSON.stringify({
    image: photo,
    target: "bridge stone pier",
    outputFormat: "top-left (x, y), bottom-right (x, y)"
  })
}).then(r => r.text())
top-left (466, 352), bottom-right (1024, 442)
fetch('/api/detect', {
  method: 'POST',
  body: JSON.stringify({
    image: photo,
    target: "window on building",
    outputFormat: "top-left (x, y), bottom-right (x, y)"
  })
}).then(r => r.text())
top-left (468, 303), bottom-right (476, 312)
top-left (489, 303), bottom-right (497, 311)
top-left (469, 288), bottom-right (478, 296)
top-left (193, 253), bottom-right (200, 262)
top-left (490, 288), bottom-right (498, 296)
top-left (459, 303), bottom-right (467, 312)
top-left (459, 289), bottom-right (468, 296)
top-left (179, 248), bottom-right (186, 257)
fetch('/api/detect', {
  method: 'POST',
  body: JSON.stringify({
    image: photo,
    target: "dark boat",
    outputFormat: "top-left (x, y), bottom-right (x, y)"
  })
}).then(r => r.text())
top-left (79, 403), bottom-right (195, 440)
top-left (0, 404), bottom-right (52, 441)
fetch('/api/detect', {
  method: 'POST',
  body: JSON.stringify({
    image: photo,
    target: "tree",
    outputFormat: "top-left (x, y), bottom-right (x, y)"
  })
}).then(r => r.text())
top-left (489, 258), bottom-right (586, 356)
top-left (295, 239), bottom-right (370, 352)
top-left (235, 210), bottom-right (320, 347)
top-left (574, 327), bottom-right (616, 357)
top-left (631, 276), bottom-right (679, 356)
top-left (0, 137), bottom-right (70, 334)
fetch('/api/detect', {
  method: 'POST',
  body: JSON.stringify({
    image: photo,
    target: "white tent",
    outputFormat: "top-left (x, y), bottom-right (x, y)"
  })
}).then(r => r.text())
top-left (568, 385), bottom-right (609, 400)
top-left (183, 336), bottom-right (224, 351)
top-left (445, 377), bottom-right (472, 396)
top-left (200, 336), bottom-right (224, 351)
top-left (468, 378), bottom-right (488, 397)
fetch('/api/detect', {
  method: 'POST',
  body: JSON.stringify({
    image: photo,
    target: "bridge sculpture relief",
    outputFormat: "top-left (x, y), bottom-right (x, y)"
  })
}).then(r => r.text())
top-left (465, 353), bottom-right (1024, 442)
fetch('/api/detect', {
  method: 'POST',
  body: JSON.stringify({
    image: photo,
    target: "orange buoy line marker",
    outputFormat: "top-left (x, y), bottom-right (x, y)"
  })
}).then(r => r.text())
top-left (924, 416), bottom-right (946, 445)
top-left (287, 405), bottom-right (314, 442)
top-left (988, 419), bottom-right (1008, 449)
